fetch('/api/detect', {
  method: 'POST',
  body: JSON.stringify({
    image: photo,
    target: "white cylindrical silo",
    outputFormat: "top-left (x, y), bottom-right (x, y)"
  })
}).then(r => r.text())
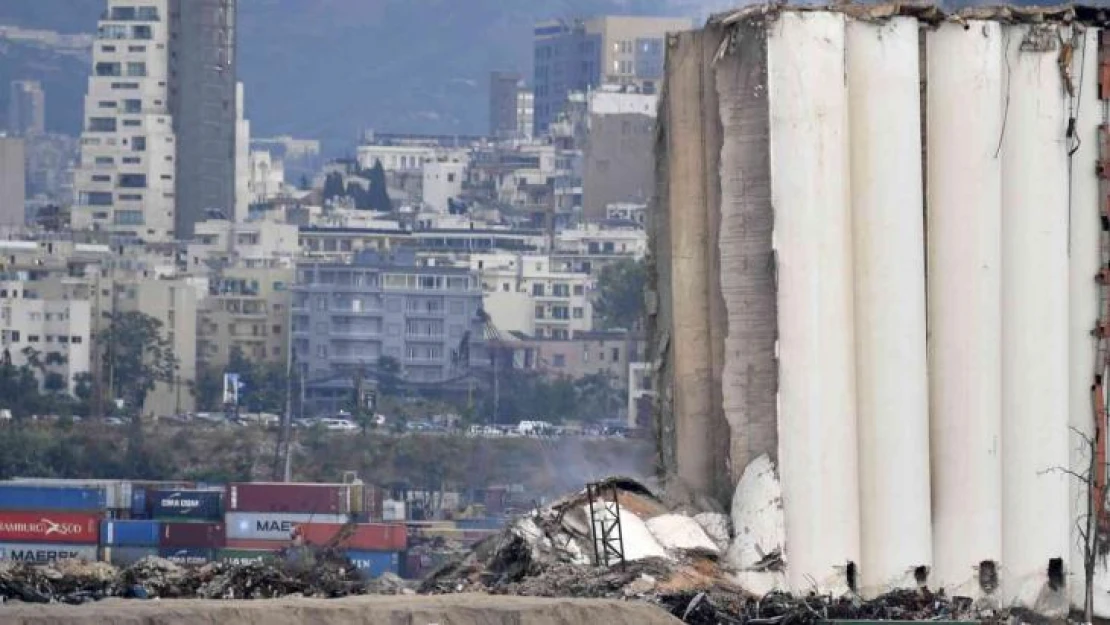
top-left (847, 16), bottom-right (931, 596)
top-left (1000, 23), bottom-right (1072, 609)
top-left (926, 21), bottom-right (1004, 597)
top-left (1068, 27), bottom-right (1102, 613)
top-left (768, 10), bottom-right (860, 595)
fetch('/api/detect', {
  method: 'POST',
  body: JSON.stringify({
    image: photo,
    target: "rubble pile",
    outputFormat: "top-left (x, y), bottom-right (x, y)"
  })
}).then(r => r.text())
top-left (0, 550), bottom-right (372, 604)
top-left (419, 474), bottom-right (1014, 624)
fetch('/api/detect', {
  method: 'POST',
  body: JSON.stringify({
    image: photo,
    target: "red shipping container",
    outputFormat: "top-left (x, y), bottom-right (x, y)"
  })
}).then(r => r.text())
top-left (224, 538), bottom-right (285, 551)
top-left (297, 522), bottom-right (407, 551)
top-left (0, 511), bottom-right (99, 544)
top-left (160, 522), bottom-right (225, 549)
top-left (226, 483), bottom-right (352, 514)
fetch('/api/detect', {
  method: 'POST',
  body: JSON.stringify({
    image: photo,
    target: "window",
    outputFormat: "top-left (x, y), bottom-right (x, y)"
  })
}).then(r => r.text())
top-left (28, 335), bottom-right (39, 343)
top-left (82, 192), bottom-right (113, 206)
top-left (553, 284), bottom-right (569, 297)
top-left (110, 6), bottom-right (136, 20)
top-left (123, 119), bottom-right (141, 127)
top-left (114, 210), bottom-right (144, 225)
top-left (95, 62), bottom-right (122, 77)
top-left (89, 117), bottom-right (117, 132)
top-left (553, 354), bottom-right (566, 368)
top-left (132, 136), bottom-right (146, 152)
top-left (91, 174), bottom-right (111, 183)
top-left (573, 307), bottom-right (584, 319)
top-left (71, 336), bottom-right (82, 344)
top-left (136, 6), bottom-right (159, 20)
top-left (535, 305), bottom-right (545, 320)
top-left (532, 283), bottom-right (545, 297)
top-left (122, 156), bottom-right (140, 164)
top-left (447, 173), bottom-right (456, 183)
top-left (118, 193), bottom-right (142, 201)
top-left (126, 62), bottom-right (147, 77)
top-left (58, 336), bottom-right (69, 344)
top-left (128, 45), bottom-right (146, 52)
top-left (98, 100), bottom-right (117, 109)
top-left (98, 24), bottom-right (128, 39)
top-left (111, 82), bottom-right (139, 90)
top-left (612, 347), bottom-right (620, 361)
top-left (132, 25), bottom-right (152, 40)
top-left (101, 45), bottom-right (117, 52)
top-left (573, 285), bottom-right (584, 296)
top-left (123, 99), bottom-right (141, 113)
top-left (94, 156), bottom-right (114, 166)
top-left (118, 174), bottom-right (147, 188)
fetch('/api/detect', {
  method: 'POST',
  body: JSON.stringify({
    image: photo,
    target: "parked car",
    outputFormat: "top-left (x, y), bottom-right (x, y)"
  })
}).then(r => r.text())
top-left (320, 418), bottom-right (359, 433)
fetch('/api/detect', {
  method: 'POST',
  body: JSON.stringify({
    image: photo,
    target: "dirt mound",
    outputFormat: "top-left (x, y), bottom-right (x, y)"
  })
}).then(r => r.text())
top-left (0, 594), bottom-right (683, 625)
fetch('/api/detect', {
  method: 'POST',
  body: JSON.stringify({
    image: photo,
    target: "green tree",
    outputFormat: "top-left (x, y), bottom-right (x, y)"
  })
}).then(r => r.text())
top-left (594, 258), bottom-right (647, 331)
top-left (322, 172), bottom-right (345, 201)
top-left (224, 347), bottom-right (289, 414)
top-left (376, 356), bottom-right (402, 397)
top-left (366, 161), bottom-right (392, 211)
top-left (99, 311), bottom-right (179, 417)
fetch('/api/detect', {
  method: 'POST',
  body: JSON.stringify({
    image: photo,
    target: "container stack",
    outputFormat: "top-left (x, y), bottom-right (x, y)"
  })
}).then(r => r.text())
top-left (297, 522), bottom-right (407, 579)
top-left (0, 483), bottom-right (104, 564)
top-left (223, 482), bottom-right (362, 562)
top-left (100, 519), bottom-right (160, 566)
top-left (146, 488), bottom-right (225, 565)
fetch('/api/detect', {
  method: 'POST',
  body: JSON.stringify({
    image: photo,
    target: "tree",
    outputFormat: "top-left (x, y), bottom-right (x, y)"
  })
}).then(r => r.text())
top-left (377, 356), bottom-right (402, 397)
top-left (98, 312), bottom-right (178, 417)
top-left (346, 181), bottom-right (372, 210)
top-left (299, 174), bottom-right (310, 191)
top-left (322, 172), bottom-right (345, 201)
top-left (366, 161), bottom-right (392, 211)
top-left (594, 258), bottom-right (647, 331)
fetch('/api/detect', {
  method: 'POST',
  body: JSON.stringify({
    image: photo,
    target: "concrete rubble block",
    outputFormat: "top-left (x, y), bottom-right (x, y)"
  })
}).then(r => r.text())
top-left (645, 514), bottom-right (720, 557)
top-left (725, 454), bottom-right (784, 571)
top-left (692, 512), bottom-right (731, 553)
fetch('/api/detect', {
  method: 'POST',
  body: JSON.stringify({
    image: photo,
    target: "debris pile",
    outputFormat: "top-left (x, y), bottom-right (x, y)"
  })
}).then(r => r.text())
top-left (419, 474), bottom-right (1014, 624)
top-left (0, 550), bottom-right (375, 604)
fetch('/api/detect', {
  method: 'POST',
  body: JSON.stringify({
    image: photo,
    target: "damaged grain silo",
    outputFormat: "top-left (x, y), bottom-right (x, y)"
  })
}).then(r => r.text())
top-left (648, 2), bottom-right (1110, 614)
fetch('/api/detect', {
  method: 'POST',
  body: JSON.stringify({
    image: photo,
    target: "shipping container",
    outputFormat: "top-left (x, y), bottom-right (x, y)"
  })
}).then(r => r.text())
top-left (149, 489), bottom-right (224, 521)
top-left (158, 547), bottom-right (215, 566)
top-left (0, 542), bottom-right (98, 563)
top-left (101, 520), bottom-right (160, 547)
top-left (101, 546), bottom-right (158, 567)
top-left (0, 511), bottom-right (100, 544)
top-left (344, 550), bottom-right (400, 579)
top-left (159, 522), bottom-right (225, 549)
top-left (0, 484), bottom-right (106, 512)
top-left (225, 512), bottom-right (347, 541)
top-left (217, 549), bottom-right (278, 566)
top-left (455, 518), bottom-right (505, 532)
top-left (362, 485), bottom-right (385, 522)
top-left (297, 522), bottom-right (407, 551)
top-left (223, 538), bottom-right (288, 551)
top-left (226, 482), bottom-right (359, 514)
top-left (10, 478), bottom-right (131, 510)
top-left (130, 488), bottom-right (147, 518)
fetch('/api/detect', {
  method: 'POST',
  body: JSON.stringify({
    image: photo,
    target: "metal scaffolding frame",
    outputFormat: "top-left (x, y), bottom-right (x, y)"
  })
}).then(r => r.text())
top-left (586, 481), bottom-right (625, 568)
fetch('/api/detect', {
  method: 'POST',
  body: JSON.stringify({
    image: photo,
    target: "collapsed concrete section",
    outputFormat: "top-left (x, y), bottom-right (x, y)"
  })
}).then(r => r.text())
top-left (649, 1), bottom-right (1110, 614)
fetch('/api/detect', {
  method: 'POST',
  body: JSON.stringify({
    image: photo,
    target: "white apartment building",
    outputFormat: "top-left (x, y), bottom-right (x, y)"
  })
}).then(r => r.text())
top-left (248, 150), bottom-right (285, 205)
top-left (422, 160), bottom-right (464, 213)
top-left (356, 145), bottom-right (436, 173)
top-left (0, 281), bottom-right (92, 396)
top-left (235, 82), bottom-right (251, 222)
top-left (555, 224), bottom-right (647, 259)
top-left (72, 0), bottom-right (176, 242)
top-left (187, 219), bottom-right (299, 271)
top-left (471, 253), bottom-right (592, 340)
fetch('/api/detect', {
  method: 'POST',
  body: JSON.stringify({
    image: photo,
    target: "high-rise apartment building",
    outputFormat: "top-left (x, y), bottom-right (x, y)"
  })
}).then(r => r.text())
top-left (72, 0), bottom-right (237, 243)
top-left (489, 71), bottom-right (522, 139)
top-left (170, 0), bottom-right (237, 237)
top-left (532, 15), bottom-right (690, 135)
top-left (0, 137), bottom-right (25, 227)
top-left (8, 81), bottom-right (45, 137)
top-left (72, 0), bottom-right (177, 242)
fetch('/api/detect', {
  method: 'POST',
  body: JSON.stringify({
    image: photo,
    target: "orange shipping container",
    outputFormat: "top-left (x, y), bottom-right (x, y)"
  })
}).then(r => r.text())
top-left (297, 522), bottom-right (406, 551)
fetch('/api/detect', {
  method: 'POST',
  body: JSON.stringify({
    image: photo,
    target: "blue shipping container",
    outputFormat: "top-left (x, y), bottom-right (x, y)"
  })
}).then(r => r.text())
top-left (130, 488), bottom-right (147, 518)
top-left (158, 547), bottom-right (215, 566)
top-left (455, 518), bottom-right (505, 531)
top-left (101, 520), bottom-right (160, 547)
top-left (149, 490), bottom-right (223, 521)
top-left (345, 550), bottom-right (400, 579)
top-left (0, 484), bottom-right (106, 512)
